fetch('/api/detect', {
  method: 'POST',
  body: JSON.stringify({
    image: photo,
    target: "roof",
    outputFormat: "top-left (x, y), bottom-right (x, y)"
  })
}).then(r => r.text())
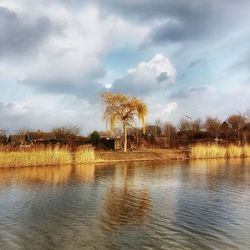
top-left (26, 131), bottom-right (56, 141)
top-left (8, 135), bottom-right (26, 143)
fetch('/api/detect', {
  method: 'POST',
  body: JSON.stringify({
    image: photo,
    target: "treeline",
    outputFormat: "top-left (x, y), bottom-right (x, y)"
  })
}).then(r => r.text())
top-left (88, 113), bottom-right (250, 149)
top-left (152, 113), bottom-right (250, 147)
top-left (0, 113), bottom-right (250, 150)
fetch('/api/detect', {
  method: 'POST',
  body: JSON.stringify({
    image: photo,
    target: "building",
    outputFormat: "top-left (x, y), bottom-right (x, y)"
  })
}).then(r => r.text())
top-left (25, 131), bottom-right (56, 144)
top-left (8, 135), bottom-right (27, 146)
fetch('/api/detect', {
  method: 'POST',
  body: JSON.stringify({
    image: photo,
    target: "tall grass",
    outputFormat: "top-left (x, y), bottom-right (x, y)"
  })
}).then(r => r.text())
top-left (191, 144), bottom-right (250, 159)
top-left (0, 145), bottom-right (71, 168)
top-left (0, 144), bottom-right (96, 168)
top-left (243, 145), bottom-right (250, 157)
top-left (227, 145), bottom-right (243, 158)
top-left (75, 145), bottom-right (95, 164)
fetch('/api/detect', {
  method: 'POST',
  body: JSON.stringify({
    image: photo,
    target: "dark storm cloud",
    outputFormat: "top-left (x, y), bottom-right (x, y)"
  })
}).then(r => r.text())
top-left (61, 0), bottom-right (209, 22)
top-left (0, 6), bottom-right (52, 57)
top-left (60, 0), bottom-right (250, 45)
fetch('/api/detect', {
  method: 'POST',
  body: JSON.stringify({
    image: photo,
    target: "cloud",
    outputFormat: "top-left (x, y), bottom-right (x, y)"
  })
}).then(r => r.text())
top-left (0, 98), bottom-right (104, 133)
top-left (0, 0), bottom-right (249, 133)
top-left (170, 86), bottom-right (211, 99)
top-left (0, 101), bottom-right (28, 116)
top-left (154, 102), bottom-right (178, 120)
top-left (20, 52), bottom-right (106, 100)
top-left (59, 0), bottom-right (250, 46)
top-left (0, 6), bottom-right (53, 58)
top-left (111, 54), bottom-right (176, 96)
top-left (228, 52), bottom-right (250, 73)
top-left (1, 3), bottom-right (149, 100)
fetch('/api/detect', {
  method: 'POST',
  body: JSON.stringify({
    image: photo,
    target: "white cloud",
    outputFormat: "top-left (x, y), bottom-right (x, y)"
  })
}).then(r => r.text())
top-left (155, 102), bottom-right (178, 120)
top-left (0, 96), bottom-right (105, 134)
top-left (111, 53), bottom-right (176, 96)
top-left (0, 2), bottom-right (149, 99)
top-left (0, 0), bottom-right (249, 133)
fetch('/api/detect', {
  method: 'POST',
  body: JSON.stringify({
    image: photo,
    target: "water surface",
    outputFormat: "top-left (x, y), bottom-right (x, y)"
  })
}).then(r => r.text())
top-left (0, 159), bottom-right (250, 249)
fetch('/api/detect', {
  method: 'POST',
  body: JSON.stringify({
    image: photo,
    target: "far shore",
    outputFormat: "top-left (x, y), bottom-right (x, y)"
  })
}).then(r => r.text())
top-left (95, 149), bottom-right (188, 164)
top-left (0, 144), bottom-right (250, 168)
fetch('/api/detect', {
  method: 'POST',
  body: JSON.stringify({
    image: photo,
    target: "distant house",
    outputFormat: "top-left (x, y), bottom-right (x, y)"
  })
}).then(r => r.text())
top-left (8, 135), bottom-right (27, 146)
top-left (99, 135), bottom-right (122, 150)
top-left (25, 131), bottom-right (56, 144)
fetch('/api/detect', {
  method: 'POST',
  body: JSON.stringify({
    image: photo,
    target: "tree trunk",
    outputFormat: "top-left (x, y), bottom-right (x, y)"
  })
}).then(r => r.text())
top-left (124, 124), bottom-right (127, 153)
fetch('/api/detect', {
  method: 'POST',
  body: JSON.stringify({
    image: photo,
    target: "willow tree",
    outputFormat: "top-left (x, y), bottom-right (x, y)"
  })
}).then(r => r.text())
top-left (102, 92), bottom-right (148, 152)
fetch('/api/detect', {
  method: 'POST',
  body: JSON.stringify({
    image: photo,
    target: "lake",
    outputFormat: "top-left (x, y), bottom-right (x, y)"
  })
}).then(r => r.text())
top-left (0, 159), bottom-right (250, 249)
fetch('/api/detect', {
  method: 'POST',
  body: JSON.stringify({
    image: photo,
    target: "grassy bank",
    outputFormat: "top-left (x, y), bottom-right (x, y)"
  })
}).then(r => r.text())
top-left (0, 145), bottom-right (95, 168)
top-left (95, 149), bottom-right (186, 163)
top-left (1, 143), bottom-right (249, 168)
top-left (0, 145), bottom-right (72, 168)
top-left (75, 145), bottom-right (95, 164)
top-left (191, 144), bottom-right (250, 159)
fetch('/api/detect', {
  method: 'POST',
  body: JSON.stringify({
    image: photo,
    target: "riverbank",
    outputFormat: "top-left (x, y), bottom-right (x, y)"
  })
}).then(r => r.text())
top-left (0, 144), bottom-right (250, 168)
top-left (95, 149), bottom-right (187, 163)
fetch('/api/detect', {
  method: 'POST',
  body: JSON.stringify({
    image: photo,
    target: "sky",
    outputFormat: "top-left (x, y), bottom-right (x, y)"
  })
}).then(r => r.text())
top-left (0, 0), bottom-right (250, 134)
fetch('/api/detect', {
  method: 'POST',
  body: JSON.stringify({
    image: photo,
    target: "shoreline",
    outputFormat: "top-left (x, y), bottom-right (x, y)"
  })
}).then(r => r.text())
top-left (0, 144), bottom-right (250, 168)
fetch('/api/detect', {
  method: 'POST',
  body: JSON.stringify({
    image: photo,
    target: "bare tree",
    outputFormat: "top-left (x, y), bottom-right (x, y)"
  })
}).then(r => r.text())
top-left (205, 116), bottom-right (221, 139)
top-left (178, 118), bottom-right (191, 133)
top-left (52, 125), bottom-right (81, 140)
top-left (16, 128), bottom-right (30, 135)
top-left (191, 118), bottom-right (203, 134)
top-left (163, 122), bottom-right (177, 147)
top-left (227, 114), bottom-right (247, 144)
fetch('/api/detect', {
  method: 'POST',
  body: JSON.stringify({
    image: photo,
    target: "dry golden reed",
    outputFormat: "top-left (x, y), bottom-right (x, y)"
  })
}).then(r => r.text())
top-left (191, 144), bottom-right (227, 159)
top-left (75, 145), bottom-right (95, 164)
top-left (243, 145), bottom-right (250, 157)
top-left (191, 144), bottom-right (250, 159)
top-left (0, 145), bottom-right (71, 168)
top-left (227, 145), bottom-right (243, 158)
top-left (0, 144), bottom-right (97, 168)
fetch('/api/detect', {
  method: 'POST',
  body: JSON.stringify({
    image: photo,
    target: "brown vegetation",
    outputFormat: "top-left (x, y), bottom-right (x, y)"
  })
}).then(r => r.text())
top-left (0, 144), bottom-right (95, 168)
top-left (75, 145), bottom-right (95, 164)
top-left (191, 144), bottom-right (250, 159)
top-left (96, 148), bottom-right (186, 162)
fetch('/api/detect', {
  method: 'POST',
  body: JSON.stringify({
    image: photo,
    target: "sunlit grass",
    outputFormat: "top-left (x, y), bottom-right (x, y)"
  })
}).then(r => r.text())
top-left (243, 145), bottom-right (250, 157)
top-left (227, 145), bottom-right (243, 158)
top-left (0, 145), bottom-right (71, 168)
top-left (191, 144), bottom-right (250, 159)
top-left (0, 144), bottom-right (96, 168)
top-left (75, 145), bottom-right (95, 164)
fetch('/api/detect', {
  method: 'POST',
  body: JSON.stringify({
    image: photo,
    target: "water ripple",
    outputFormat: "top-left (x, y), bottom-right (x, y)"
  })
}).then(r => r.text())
top-left (0, 159), bottom-right (250, 249)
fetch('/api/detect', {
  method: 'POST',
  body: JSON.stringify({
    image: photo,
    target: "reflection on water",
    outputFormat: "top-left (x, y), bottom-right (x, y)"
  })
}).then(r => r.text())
top-left (102, 166), bottom-right (150, 230)
top-left (0, 159), bottom-right (250, 249)
top-left (0, 164), bottom-right (96, 186)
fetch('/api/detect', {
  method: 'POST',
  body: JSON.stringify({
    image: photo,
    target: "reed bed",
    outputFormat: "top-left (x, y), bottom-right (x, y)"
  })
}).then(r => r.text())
top-left (243, 145), bottom-right (250, 157)
top-left (0, 145), bottom-right (71, 168)
top-left (191, 144), bottom-right (250, 159)
top-left (75, 145), bottom-right (95, 164)
top-left (227, 145), bottom-right (243, 158)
